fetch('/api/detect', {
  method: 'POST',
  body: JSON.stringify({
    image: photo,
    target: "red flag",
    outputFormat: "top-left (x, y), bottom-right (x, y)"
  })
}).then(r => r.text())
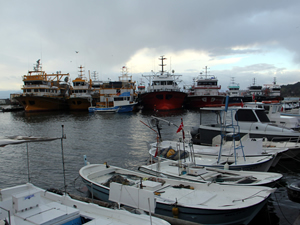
top-left (177, 121), bottom-right (183, 133)
top-left (177, 119), bottom-right (185, 140)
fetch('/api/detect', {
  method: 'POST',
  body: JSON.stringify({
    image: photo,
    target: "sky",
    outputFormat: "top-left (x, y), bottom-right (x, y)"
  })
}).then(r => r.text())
top-left (1, 0), bottom-right (300, 98)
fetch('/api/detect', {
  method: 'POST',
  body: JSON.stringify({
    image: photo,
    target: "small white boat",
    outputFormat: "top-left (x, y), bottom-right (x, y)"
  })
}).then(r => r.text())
top-left (0, 183), bottom-right (169, 225)
top-left (138, 159), bottom-right (282, 187)
top-left (149, 133), bottom-right (287, 168)
top-left (260, 138), bottom-right (300, 159)
top-left (79, 162), bottom-right (275, 225)
top-left (148, 145), bottom-right (276, 172)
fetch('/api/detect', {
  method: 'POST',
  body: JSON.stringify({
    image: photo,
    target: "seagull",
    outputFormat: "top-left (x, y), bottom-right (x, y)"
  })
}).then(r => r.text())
top-left (75, 51), bottom-right (79, 53)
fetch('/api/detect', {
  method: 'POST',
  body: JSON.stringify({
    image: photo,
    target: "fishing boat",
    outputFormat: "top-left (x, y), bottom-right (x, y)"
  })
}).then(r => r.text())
top-left (260, 77), bottom-right (283, 102)
top-left (0, 133), bottom-right (169, 225)
top-left (227, 77), bottom-right (251, 106)
top-left (143, 115), bottom-right (277, 172)
top-left (0, 183), bottom-right (170, 225)
top-left (139, 56), bottom-right (187, 110)
top-left (281, 99), bottom-right (300, 115)
top-left (184, 66), bottom-right (225, 109)
top-left (147, 142), bottom-right (276, 172)
top-left (260, 138), bottom-right (300, 159)
top-left (147, 133), bottom-right (286, 168)
top-left (88, 91), bottom-right (137, 113)
top-left (138, 159), bottom-right (282, 187)
top-left (89, 66), bottom-right (137, 113)
top-left (137, 79), bottom-right (146, 94)
top-left (287, 181), bottom-right (300, 203)
top-left (79, 161), bottom-right (275, 225)
top-left (191, 106), bottom-right (300, 145)
top-left (14, 59), bottom-right (71, 112)
top-left (242, 78), bottom-right (263, 102)
top-left (67, 65), bottom-right (93, 110)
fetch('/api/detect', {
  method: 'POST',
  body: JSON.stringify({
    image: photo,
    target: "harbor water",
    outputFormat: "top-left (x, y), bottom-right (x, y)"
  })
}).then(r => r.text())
top-left (0, 109), bottom-right (300, 225)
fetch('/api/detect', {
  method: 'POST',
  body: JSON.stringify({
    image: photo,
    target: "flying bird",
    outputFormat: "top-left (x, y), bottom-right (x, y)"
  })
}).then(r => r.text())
top-left (75, 51), bottom-right (79, 53)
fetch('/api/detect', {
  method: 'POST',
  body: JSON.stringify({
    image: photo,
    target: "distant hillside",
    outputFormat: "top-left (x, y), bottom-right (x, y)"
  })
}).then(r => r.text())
top-left (281, 82), bottom-right (300, 97)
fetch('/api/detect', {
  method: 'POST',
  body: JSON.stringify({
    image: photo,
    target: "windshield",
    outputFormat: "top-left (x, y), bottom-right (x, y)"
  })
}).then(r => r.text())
top-left (255, 109), bottom-right (270, 122)
top-left (235, 109), bottom-right (257, 122)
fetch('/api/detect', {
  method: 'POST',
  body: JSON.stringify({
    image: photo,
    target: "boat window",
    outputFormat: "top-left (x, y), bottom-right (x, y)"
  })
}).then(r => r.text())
top-left (271, 106), bottom-right (277, 114)
top-left (255, 110), bottom-right (270, 122)
top-left (156, 94), bottom-right (163, 99)
top-left (166, 94), bottom-right (173, 100)
top-left (197, 81), bottom-right (217, 86)
top-left (167, 81), bottom-right (173, 85)
top-left (161, 81), bottom-right (166, 85)
top-left (34, 89), bottom-right (38, 92)
top-left (264, 106), bottom-right (270, 112)
top-left (235, 109), bottom-right (257, 122)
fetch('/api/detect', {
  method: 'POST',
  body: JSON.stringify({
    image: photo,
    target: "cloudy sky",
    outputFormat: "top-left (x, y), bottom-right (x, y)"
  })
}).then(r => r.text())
top-left (1, 0), bottom-right (300, 96)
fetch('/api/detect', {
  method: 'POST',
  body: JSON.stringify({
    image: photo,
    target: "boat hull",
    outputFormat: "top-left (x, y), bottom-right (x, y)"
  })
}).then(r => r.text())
top-left (185, 95), bottom-right (225, 109)
top-left (287, 181), bottom-right (300, 203)
top-left (88, 103), bottom-right (136, 113)
top-left (81, 175), bottom-right (269, 225)
top-left (139, 91), bottom-right (186, 110)
top-left (67, 97), bottom-right (91, 110)
top-left (15, 95), bottom-right (68, 112)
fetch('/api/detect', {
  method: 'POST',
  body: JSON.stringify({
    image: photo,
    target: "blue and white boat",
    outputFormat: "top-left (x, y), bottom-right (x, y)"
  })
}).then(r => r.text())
top-left (89, 92), bottom-right (137, 113)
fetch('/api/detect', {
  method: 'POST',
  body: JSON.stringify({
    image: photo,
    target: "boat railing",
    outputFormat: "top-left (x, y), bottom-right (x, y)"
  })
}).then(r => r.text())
top-left (0, 206), bottom-right (11, 225)
top-left (269, 136), bottom-right (300, 144)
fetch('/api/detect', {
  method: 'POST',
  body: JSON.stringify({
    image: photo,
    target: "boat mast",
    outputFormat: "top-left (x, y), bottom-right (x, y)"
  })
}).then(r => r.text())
top-left (159, 56), bottom-right (167, 75)
top-left (78, 65), bottom-right (85, 79)
top-left (203, 66), bottom-right (209, 79)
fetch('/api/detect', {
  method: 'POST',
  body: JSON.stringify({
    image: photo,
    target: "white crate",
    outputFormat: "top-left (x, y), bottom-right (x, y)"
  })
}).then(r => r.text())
top-left (12, 190), bottom-right (40, 212)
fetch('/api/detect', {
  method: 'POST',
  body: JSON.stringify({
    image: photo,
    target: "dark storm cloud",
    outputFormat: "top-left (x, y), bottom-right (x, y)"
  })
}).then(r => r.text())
top-left (0, 0), bottom-right (300, 90)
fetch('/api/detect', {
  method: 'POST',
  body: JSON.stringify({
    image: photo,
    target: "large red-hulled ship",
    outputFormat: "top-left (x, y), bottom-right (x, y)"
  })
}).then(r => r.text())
top-left (184, 66), bottom-right (225, 109)
top-left (139, 56), bottom-right (187, 111)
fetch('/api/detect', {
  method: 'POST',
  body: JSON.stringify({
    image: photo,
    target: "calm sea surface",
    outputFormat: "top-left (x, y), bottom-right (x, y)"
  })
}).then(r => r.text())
top-left (0, 108), bottom-right (299, 225)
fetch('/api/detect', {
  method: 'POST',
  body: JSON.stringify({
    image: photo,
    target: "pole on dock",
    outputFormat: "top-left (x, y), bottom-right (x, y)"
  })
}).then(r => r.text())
top-left (61, 125), bottom-right (67, 194)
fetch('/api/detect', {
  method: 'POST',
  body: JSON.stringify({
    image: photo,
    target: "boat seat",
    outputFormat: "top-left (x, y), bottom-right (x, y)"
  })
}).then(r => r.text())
top-left (200, 171), bottom-right (220, 180)
top-left (87, 168), bottom-right (116, 180)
